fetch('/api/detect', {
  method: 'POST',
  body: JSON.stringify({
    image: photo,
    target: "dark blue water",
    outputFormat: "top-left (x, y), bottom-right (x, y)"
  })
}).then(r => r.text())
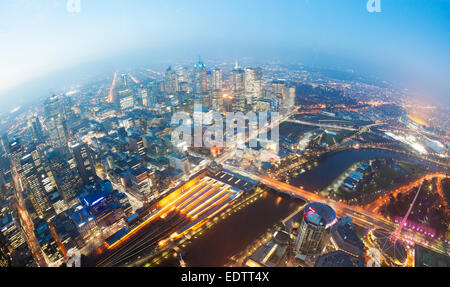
top-left (290, 149), bottom-right (443, 191)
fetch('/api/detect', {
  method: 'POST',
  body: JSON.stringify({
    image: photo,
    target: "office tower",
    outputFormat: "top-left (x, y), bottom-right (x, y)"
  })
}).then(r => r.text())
top-left (47, 151), bottom-right (82, 204)
top-left (141, 89), bottom-right (149, 107)
top-left (272, 80), bottom-right (286, 101)
top-left (20, 150), bottom-right (53, 218)
top-left (119, 94), bottom-right (134, 110)
top-left (164, 66), bottom-right (179, 94)
top-left (287, 86), bottom-right (296, 107)
top-left (8, 139), bottom-right (23, 176)
top-left (33, 219), bottom-right (63, 263)
top-left (71, 143), bottom-right (96, 185)
top-left (206, 70), bottom-right (214, 92)
top-left (193, 57), bottom-right (207, 94)
top-left (0, 211), bottom-right (26, 252)
top-left (29, 117), bottom-right (44, 143)
top-left (121, 73), bottom-right (128, 89)
top-left (295, 202), bottom-right (337, 257)
top-left (0, 233), bottom-right (11, 267)
top-left (244, 67), bottom-right (263, 106)
top-left (177, 66), bottom-right (190, 83)
top-left (212, 68), bottom-right (222, 91)
top-left (44, 96), bottom-right (69, 152)
top-left (280, 86), bottom-right (296, 114)
top-left (230, 66), bottom-right (245, 112)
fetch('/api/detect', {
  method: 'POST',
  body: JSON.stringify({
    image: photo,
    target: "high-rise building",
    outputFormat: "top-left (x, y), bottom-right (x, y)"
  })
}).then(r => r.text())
top-left (47, 151), bottom-right (82, 204)
top-left (272, 80), bottom-right (286, 101)
top-left (141, 89), bottom-right (149, 107)
top-left (44, 96), bottom-right (69, 151)
top-left (244, 67), bottom-right (263, 107)
top-left (281, 86), bottom-right (296, 114)
top-left (20, 151), bottom-right (53, 218)
top-left (230, 67), bottom-right (245, 112)
top-left (295, 202), bottom-right (337, 257)
top-left (212, 68), bottom-right (222, 91)
top-left (165, 66), bottom-right (179, 94)
top-left (71, 143), bottom-right (96, 185)
top-left (0, 233), bottom-right (11, 267)
top-left (29, 117), bottom-right (44, 143)
top-left (119, 94), bottom-right (134, 110)
top-left (193, 57), bottom-right (207, 94)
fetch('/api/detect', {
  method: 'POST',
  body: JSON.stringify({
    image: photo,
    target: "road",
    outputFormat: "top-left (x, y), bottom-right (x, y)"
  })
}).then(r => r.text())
top-left (11, 165), bottom-right (49, 267)
top-left (286, 119), bottom-right (357, 131)
top-left (225, 166), bottom-right (449, 256)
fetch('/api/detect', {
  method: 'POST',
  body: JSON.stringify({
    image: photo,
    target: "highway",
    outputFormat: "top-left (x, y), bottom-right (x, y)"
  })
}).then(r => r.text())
top-left (286, 119), bottom-right (357, 131)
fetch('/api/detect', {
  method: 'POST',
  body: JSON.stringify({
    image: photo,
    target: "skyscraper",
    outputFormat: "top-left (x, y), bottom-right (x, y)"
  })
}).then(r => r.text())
top-left (164, 66), bottom-right (179, 94)
top-left (193, 57), bottom-right (207, 95)
top-left (20, 151), bottom-right (53, 219)
top-left (29, 117), bottom-right (44, 143)
top-left (71, 143), bottom-right (96, 186)
top-left (295, 202), bottom-right (337, 257)
top-left (212, 68), bottom-right (222, 91)
top-left (47, 151), bottom-right (82, 204)
top-left (244, 67), bottom-right (263, 107)
top-left (272, 80), bottom-right (286, 101)
top-left (230, 67), bottom-right (245, 112)
top-left (44, 96), bottom-right (69, 152)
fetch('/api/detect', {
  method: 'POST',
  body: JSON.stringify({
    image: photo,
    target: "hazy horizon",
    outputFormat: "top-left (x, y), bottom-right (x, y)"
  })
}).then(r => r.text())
top-left (1, 0), bottom-right (449, 113)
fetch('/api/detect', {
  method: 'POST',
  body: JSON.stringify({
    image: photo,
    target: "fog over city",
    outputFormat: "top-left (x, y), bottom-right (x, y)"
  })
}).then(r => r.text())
top-left (0, 0), bottom-right (449, 114)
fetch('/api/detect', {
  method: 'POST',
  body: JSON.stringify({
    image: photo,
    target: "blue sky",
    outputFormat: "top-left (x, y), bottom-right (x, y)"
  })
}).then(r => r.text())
top-left (0, 0), bottom-right (449, 111)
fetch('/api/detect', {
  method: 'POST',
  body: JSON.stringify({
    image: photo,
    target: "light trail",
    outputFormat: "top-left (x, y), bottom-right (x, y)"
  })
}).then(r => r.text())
top-left (107, 72), bottom-right (117, 103)
top-left (128, 73), bottom-right (140, 84)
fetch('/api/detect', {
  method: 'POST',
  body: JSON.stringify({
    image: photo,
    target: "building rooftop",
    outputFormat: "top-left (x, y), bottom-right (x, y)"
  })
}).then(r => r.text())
top-left (302, 202), bottom-right (336, 228)
top-left (314, 250), bottom-right (364, 267)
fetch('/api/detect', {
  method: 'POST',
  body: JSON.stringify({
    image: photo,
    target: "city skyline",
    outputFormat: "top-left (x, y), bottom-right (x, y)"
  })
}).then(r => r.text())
top-left (0, 0), bottom-right (448, 271)
top-left (0, 0), bottom-right (449, 114)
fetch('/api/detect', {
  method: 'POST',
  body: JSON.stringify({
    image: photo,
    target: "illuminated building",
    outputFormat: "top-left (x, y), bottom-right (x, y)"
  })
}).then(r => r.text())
top-left (127, 135), bottom-right (146, 157)
top-left (130, 166), bottom-right (154, 200)
top-left (141, 89), bottom-right (149, 107)
top-left (244, 67), bottom-right (262, 107)
top-left (0, 212), bottom-right (26, 252)
top-left (193, 57), bottom-right (207, 94)
top-left (230, 66), bottom-right (245, 112)
top-left (79, 180), bottom-right (125, 228)
top-left (33, 219), bottom-right (63, 263)
top-left (119, 94), bottom-right (134, 110)
top-left (295, 202), bottom-right (337, 257)
top-left (71, 143), bottom-right (97, 185)
top-left (44, 96), bottom-right (69, 152)
top-left (0, 233), bottom-right (11, 267)
top-left (70, 205), bottom-right (98, 241)
top-left (165, 66), bottom-right (179, 94)
top-left (168, 153), bottom-right (190, 174)
top-left (47, 150), bottom-right (82, 204)
top-left (20, 151), bottom-right (53, 219)
top-left (212, 68), bottom-right (222, 90)
top-left (272, 80), bottom-right (286, 101)
top-left (330, 217), bottom-right (365, 257)
top-left (29, 117), bottom-right (44, 143)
